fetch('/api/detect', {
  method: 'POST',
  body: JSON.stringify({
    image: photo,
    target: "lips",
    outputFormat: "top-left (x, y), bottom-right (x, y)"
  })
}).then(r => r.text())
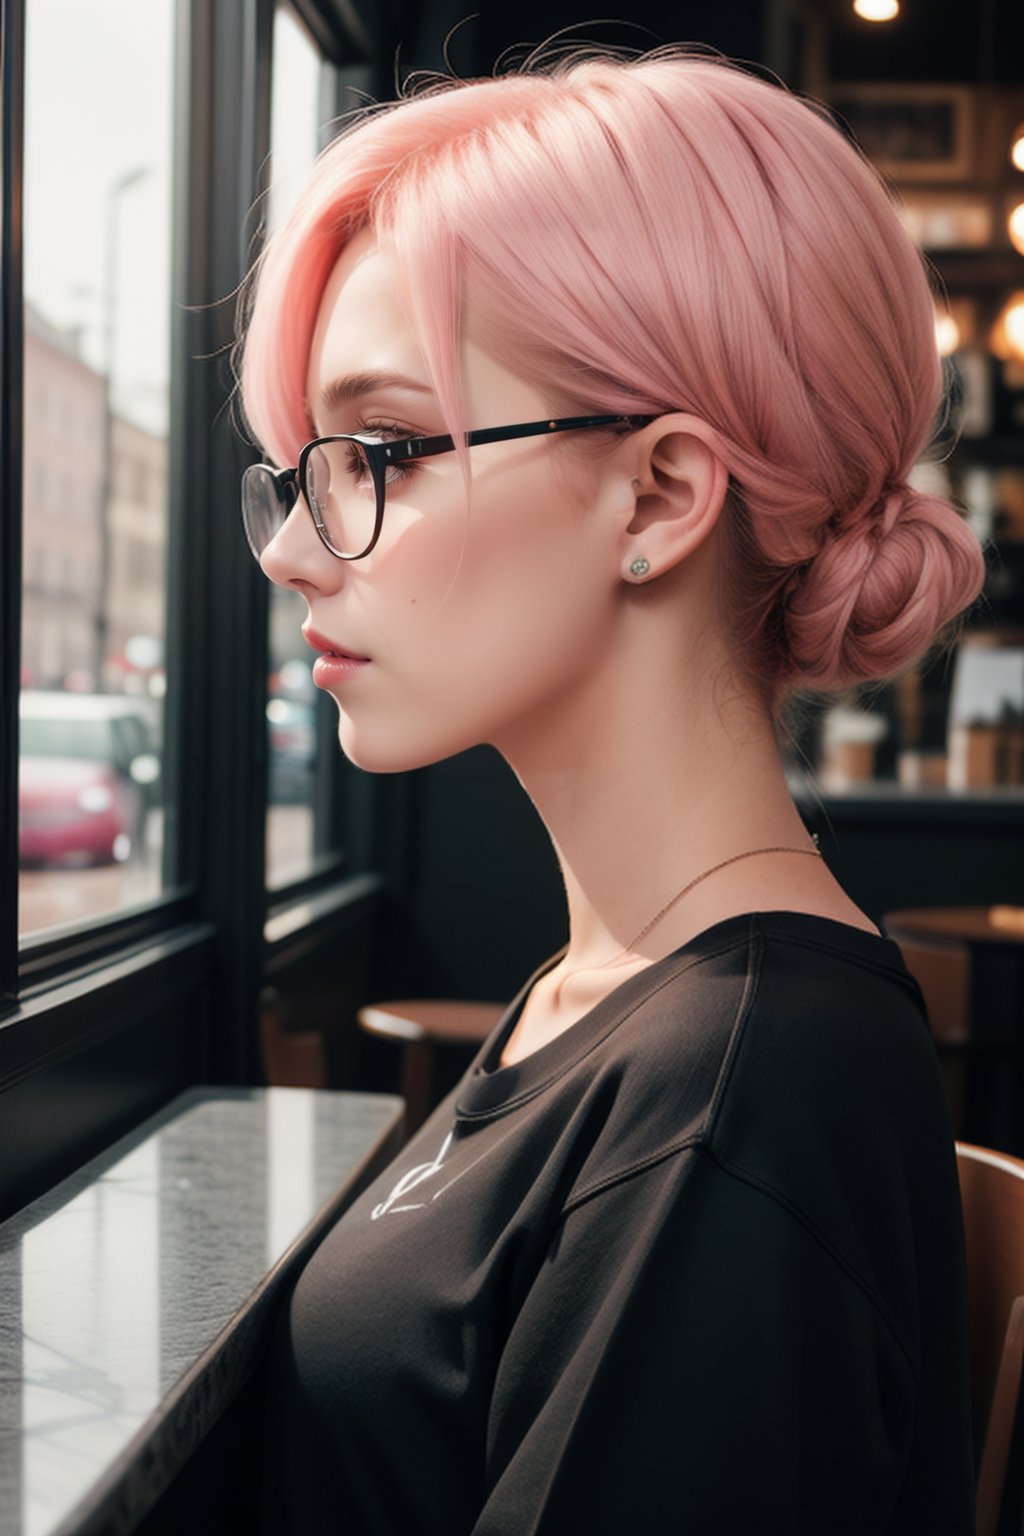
top-left (301, 626), bottom-right (370, 662)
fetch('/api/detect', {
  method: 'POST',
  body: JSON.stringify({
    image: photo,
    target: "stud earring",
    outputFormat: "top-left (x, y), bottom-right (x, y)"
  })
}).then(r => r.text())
top-left (629, 556), bottom-right (651, 579)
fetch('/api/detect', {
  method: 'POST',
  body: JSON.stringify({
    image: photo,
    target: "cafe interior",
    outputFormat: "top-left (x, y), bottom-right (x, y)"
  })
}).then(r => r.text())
top-left (3, 0), bottom-right (1024, 1532)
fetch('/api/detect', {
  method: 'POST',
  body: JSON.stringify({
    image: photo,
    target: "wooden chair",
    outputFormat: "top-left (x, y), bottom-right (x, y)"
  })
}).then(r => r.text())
top-left (892, 925), bottom-right (1024, 1148)
top-left (895, 935), bottom-right (972, 1133)
top-left (956, 1141), bottom-right (1024, 1535)
top-left (357, 999), bottom-right (505, 1133)
top-left (259, 986), bottom-right (328, 1088)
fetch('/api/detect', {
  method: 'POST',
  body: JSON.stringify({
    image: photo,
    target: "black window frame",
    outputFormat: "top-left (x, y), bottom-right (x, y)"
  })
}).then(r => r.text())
top-left (0, 0), bottom-right (387, 1222)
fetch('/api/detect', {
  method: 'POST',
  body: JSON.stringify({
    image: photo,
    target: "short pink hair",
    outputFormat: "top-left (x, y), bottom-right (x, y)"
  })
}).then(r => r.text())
top-left (238, 46), bottom-right (984, 705)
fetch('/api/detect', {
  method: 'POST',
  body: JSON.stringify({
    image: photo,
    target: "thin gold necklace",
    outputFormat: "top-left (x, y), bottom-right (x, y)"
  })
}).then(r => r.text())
top-left (554, 842), bottom-right (822, 998)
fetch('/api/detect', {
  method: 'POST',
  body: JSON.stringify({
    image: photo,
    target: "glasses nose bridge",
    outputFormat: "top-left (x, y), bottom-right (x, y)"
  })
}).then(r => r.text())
top-left (269, 466), bottom-right (305, 552)
top-left (280, 466), bottom-right (300, 512)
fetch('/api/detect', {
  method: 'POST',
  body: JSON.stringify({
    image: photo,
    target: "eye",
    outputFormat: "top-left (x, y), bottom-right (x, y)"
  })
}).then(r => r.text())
top-left (341, 440), bottom-right (372, 480)
top-left (357, 418), bottom-right (422, 484)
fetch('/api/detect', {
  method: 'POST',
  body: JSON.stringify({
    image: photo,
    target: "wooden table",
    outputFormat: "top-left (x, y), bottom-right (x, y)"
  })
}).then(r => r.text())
top-left (358, 1000), bottom-right (505, 1132)
top-left (885, 906), bottom-right (1024, 947)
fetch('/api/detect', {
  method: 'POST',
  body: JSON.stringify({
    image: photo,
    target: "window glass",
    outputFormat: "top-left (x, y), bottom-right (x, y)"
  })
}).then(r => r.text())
top-left (265, 5), bottom-right (325, 890)
top-left (20, 0), bottom-right (175, 939)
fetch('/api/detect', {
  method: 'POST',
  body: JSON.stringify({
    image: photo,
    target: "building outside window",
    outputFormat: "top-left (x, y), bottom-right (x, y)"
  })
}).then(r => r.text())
top-left (19, 0), bottom-right (175, 938)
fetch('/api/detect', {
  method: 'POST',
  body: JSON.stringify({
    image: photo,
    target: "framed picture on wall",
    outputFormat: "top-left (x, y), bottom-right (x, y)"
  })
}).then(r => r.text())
top-left (828, 83), bottom-right (975, 182)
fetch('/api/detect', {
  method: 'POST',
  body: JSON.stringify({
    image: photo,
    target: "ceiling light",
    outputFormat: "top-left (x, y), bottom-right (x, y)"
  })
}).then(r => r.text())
top-left (990, 293), bottom-right (1024, 362)
top-left (853, 0), bottom-right (899, 20)
top-left (1012, 126), bottom-right (1024, 172)
top-left (935, 313), bottom-right (961, 357)
top-left (1009, 201), bottom-right (1024, 256)
top-left (1008, 306), bottom-right (1024, 358)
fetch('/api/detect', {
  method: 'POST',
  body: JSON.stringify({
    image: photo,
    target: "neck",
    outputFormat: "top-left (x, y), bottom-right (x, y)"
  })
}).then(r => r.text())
top-left (494, 621), bottom-right (814, 981)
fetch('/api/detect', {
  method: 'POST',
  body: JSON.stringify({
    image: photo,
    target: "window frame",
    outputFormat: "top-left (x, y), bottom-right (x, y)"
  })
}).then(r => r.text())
top-left (1, 0), bottom-right (26, 1015)
top-left (0, 0), bottom-right (383, 1223)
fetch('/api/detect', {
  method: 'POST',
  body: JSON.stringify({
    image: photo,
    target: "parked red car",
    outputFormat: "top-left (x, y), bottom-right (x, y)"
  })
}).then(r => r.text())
top-left (18, 694), bottom-right (158, 868)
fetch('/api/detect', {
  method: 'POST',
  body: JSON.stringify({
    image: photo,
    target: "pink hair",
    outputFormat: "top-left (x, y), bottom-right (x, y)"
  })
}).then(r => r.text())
top-left (238, 45), bottom-right (985, 705)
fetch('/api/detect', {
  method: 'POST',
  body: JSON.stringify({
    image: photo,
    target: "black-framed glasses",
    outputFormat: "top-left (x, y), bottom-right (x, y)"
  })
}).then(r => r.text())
top-left (240, 413), bottom-right (656, 563)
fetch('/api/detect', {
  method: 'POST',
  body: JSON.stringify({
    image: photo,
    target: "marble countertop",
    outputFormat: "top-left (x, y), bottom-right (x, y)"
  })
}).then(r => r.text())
top-left (0, 1085), bottom-right (405, 1536)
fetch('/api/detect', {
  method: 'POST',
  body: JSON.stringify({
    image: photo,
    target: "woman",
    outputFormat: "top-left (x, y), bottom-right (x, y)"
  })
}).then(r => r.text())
top-left (238, 44), bottom-right (983, 1533)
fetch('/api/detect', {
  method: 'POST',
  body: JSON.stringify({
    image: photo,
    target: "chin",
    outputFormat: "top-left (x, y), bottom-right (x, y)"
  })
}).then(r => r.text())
top-left (335, 716), bottom-right (478, 776)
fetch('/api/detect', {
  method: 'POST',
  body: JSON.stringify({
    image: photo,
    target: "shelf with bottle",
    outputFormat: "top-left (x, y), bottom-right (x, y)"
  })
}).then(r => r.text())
top-left (786, 656), bottom-right (1024, 804)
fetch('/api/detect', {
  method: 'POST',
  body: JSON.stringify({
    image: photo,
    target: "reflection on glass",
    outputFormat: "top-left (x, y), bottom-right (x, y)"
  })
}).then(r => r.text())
top-left (4, 1091), bottom-right (391, 1536)
top-left (21, 1140), bottom-right (159, 1536)
top-left (265, 6), bottom-right (324, 889)
top-left (19, 0), bottom-right (175, 938)
top-left (267, 1090), bottom-right (315, 1266)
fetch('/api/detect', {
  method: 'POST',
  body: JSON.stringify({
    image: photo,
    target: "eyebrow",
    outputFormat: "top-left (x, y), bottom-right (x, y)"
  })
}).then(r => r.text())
top-left (319, 369), bottom-right (435, 412)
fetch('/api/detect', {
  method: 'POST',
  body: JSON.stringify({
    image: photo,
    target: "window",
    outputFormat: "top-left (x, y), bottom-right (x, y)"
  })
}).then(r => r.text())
top-left (0, 0), bottom-right (382, 1223)
top-left (20, 0), bottom-right (175, 938)
top-left (264, 5), bottom-right (329, 891)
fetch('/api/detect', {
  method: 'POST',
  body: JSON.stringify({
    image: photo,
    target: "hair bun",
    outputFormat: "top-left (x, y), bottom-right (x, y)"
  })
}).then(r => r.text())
top-left (867, 486), bottom-right (904, 540)
top-left (784, 484), bottom-right (984, 691)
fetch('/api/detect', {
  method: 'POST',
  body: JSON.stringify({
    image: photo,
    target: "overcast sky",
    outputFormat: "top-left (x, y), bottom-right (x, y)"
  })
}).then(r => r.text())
top-left (24, 1), bottom-right (321, 435)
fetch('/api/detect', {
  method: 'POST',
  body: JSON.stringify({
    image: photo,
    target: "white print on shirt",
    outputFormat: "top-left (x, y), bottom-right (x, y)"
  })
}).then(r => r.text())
top-left (370, 1127), bottom-right (497, 1220)
top-left (372, 1129), bottom-right (454, 1219)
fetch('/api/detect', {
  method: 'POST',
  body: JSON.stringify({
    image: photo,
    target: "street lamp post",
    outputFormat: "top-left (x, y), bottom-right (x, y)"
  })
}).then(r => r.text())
top-left (94, 165), bottom-right (149, 688)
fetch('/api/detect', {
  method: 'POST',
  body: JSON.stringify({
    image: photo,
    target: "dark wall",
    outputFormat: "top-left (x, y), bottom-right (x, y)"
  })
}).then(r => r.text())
top-left (370, 748), bottom-right (566, 1006)
top-left (399, 1), bottom-right (765, 81)
top-left (334, 0), bottom-right (1024, 89)
top-left (827, 0), bottom-right (1024, 84)
top-left (806, 798), bottom-right (1024, 922)
top-left (371, 749), bottom-right (1024, 1012)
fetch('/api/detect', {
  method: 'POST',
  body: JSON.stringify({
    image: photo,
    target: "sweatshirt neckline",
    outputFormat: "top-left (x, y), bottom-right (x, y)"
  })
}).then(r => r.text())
top-left (455, 909), bottom-right (909, 1121)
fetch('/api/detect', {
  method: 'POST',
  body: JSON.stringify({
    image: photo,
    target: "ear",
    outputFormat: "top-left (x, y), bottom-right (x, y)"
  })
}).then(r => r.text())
top-left (612, 414), bottom-right (730, 585)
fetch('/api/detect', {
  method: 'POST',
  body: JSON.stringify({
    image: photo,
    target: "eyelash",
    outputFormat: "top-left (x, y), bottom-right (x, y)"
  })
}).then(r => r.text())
top-left (357, 416), bottom-right (413, 438)
top-left (349, 416), bottom-right (421, 483)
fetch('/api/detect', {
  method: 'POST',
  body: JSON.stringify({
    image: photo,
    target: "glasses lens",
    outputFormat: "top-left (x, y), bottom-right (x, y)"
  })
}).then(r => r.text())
top-left (306, 439), bottom-right (379, 559)
top-left (241, 464), bottom-right (295, 561)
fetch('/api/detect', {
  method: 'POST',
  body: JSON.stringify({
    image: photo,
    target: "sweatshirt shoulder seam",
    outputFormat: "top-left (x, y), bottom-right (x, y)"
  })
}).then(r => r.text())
top-left (559, 1138), bottom-right (917, 1379)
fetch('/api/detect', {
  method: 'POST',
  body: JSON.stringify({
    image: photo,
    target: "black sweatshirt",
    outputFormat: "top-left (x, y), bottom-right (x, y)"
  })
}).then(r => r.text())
top-left (259, 911), bottom-right (975, 1534)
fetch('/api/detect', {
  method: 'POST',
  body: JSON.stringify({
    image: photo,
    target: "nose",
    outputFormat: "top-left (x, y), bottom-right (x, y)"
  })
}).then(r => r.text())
top-left (259, 500), bottom-right (346, 594)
